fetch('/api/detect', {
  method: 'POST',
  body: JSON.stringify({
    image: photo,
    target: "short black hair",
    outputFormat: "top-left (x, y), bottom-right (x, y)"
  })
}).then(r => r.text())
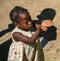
top-left (9, 6), bottom-right (28, 22)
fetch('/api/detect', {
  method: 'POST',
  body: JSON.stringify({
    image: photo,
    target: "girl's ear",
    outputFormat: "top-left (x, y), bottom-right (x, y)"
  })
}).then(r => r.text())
top-left (13, 22), bottom-right (19, 27)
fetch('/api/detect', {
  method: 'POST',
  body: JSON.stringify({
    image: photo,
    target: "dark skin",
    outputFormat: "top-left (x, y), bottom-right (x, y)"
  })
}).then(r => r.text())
top-left (13, 13), bottom-right (41, 44)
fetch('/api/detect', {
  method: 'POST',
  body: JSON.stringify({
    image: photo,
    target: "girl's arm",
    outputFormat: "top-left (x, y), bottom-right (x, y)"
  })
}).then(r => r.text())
top-left (13, 24), bottom-right (40, 44)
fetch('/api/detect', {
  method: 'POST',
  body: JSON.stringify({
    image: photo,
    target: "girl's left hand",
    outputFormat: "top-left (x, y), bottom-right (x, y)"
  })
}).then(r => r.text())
top-left (37, 24), bottom-right (47, 31)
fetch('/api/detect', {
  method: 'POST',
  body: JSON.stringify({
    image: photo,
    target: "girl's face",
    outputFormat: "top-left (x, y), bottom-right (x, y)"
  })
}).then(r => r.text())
top-left (17, 13), bottom-right (33, 30)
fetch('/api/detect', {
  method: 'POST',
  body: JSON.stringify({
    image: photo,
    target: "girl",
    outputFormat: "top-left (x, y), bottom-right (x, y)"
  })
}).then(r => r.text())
top-left (8, 6), bottom-right (52, 61)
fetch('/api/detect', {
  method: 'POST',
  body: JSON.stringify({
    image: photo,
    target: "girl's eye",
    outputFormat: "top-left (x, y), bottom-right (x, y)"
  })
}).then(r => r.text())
top-left (25, 17), bottom-right (32, 24)
top-left (26, 20), bottom-right (28, 24)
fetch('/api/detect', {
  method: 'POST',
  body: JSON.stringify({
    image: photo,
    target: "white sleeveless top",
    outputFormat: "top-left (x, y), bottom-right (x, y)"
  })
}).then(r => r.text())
top-left (8, 27), bottom-right (44, 61)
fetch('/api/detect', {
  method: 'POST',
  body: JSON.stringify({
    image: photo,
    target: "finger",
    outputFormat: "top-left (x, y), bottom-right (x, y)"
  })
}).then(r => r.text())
top-left (41, 26), bottom-right (47, 31)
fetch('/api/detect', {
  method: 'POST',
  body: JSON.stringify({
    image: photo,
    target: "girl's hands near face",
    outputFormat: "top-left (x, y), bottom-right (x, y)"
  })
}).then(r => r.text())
top-left (40, 26), bottom-right (47, 31)
top-left (35, 24), bottom-right (47, 31)
top-left (41, 20), bottom-right (53, 27)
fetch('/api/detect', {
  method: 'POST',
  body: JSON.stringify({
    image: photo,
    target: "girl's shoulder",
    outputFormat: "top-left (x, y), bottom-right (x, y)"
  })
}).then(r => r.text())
top-left (12, 27), bottom-right (24, 34)
top-left (11, 27), bottom-right (23, 38)
top-left (11, 27), bottom-right (25, 42)
top-left (11, 27), bottom-right (31, 36)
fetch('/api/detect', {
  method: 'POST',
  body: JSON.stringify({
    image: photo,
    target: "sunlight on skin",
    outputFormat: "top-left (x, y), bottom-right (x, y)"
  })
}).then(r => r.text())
top-left (41, 20), bottom-right (53, 27)
top-left (39, 20), bottom-right (53, 31)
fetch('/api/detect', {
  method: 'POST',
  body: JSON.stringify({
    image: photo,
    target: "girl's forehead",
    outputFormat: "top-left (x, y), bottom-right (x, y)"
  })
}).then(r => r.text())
top-left (19, 13), bottom-right (30, 18)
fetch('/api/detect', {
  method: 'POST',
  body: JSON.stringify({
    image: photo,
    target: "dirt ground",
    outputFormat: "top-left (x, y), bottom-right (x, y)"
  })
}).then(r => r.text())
top-left (0, 0), bottom-right (60, 61)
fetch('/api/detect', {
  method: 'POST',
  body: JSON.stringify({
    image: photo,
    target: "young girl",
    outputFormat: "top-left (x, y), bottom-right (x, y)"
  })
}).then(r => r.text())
top-left (8, 6), bottom-right (52, 61)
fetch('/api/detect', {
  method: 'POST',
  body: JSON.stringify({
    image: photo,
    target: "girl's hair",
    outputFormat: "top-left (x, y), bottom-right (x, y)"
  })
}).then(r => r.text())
top-left (9, 6), bottom-right (28, 22)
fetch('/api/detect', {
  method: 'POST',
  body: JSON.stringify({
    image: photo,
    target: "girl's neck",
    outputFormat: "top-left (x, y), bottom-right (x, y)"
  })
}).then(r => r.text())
top-left (17, 27), bottom-right (29, 32)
